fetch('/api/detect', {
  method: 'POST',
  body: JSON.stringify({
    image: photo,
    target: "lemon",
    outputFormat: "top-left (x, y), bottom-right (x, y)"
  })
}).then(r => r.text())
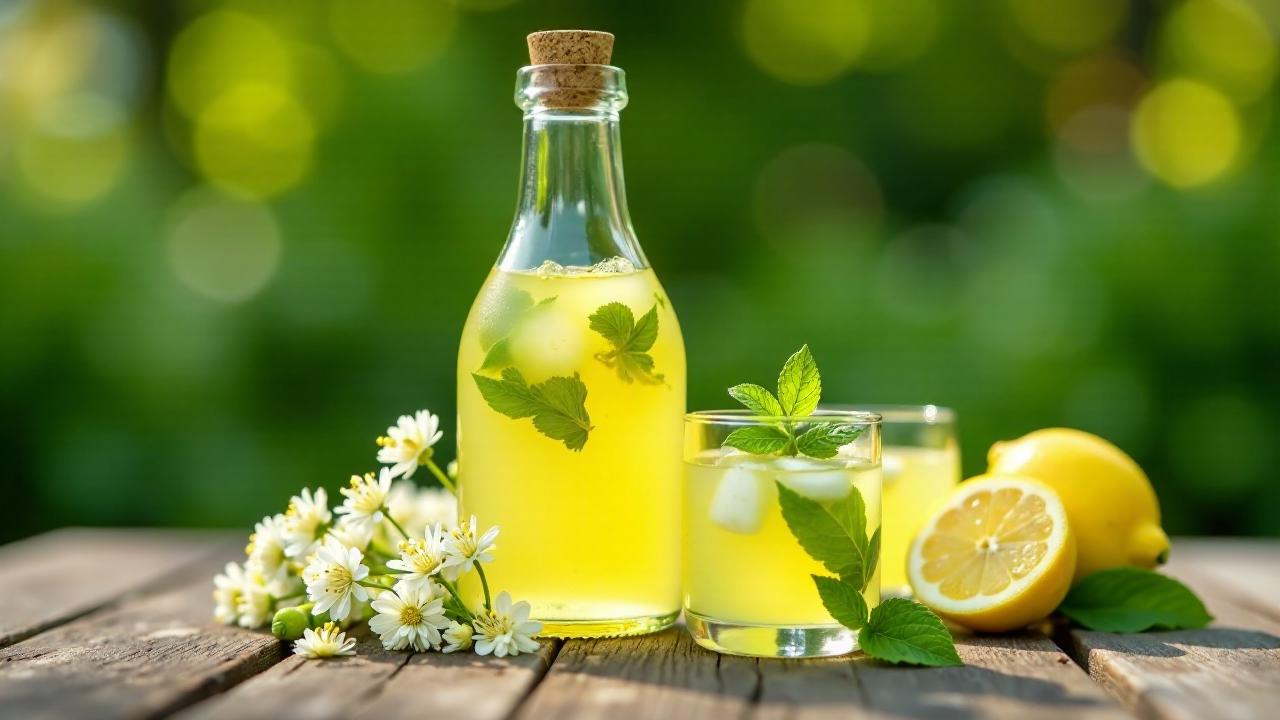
top-left (987, 428), bottom-right (1169, 581)
top-left (908, 475), bottom-right (1076, 632)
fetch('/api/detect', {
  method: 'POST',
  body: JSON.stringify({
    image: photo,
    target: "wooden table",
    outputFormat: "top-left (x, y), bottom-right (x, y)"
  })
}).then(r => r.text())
top-left (0, 530), bottom-right (1276, 719)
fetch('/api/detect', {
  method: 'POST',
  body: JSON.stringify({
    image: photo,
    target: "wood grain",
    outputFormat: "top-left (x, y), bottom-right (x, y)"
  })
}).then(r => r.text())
top-left (0, 539), bottom-right (283, 720)
top-left (0, 528), bottom-right (232, 648)
top-left (1059, 544), bottom-right (1280, 720)
top-left (515, 627), bottom-right (757, 720)
top-left (750, 632), bottom-right (1128, 720)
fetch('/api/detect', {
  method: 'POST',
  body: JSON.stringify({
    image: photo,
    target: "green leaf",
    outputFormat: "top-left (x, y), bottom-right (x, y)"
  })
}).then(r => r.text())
top-left (589, 301), bottom-right (665, 384)
top-left (1059, 567), bottom-right (1213, 632)
top-left (723, 426), bottom-right (791, 455)
top-left (728, 383), bottom-right (784, 416)
top-left (776, 481), bottom-right (871, 582)
top-left (480, 338), bottom-right (512, 370)
top-left (859, 598), bottom-right (963, 667)
top-left (795, 423), bottom-right (865, 459)
top-left (862, 527), bottom-right (881, 591)
top-left (813, 575), bottom-right (869, 629)
top-left (472, 368), bottom-right (593, 451)
top-left (777, 344), bottom-right (821, 417)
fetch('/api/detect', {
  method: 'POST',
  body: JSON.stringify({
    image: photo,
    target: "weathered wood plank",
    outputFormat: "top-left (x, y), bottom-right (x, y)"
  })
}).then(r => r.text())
top-left (355, 638), bottom-right (559, 720)
top-left (0, 527), bottom-right (234, 648)
top-left (1060, 546), bottom-right (1280, 720)
top-left (752, 632), bottom-right (1129, 720)
top-left (515, 627), bottom-right (757, 719)
top-left (0, 538), bottom-right (284, 720)
top-left (1168, 539), bottom-right (1280, 622)
top-left (178, 629), bottom-right (558, 720)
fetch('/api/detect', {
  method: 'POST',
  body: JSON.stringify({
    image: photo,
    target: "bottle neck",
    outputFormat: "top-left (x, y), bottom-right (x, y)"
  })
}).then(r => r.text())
top-left (498, 67), bottom-right (646, 272)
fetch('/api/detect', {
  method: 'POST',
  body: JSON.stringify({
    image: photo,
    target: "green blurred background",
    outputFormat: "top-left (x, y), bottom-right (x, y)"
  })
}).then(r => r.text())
top-left (2, 0), bottom-right (1277, 543)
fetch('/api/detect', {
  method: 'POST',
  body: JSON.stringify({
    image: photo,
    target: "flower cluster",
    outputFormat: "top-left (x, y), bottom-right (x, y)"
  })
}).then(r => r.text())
top-left (213, 409), bottom-right (541, 660)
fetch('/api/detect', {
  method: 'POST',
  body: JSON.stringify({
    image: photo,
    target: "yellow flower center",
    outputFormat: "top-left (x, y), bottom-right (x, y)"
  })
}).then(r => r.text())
top-left (474, 609), bottom-right (512, 639)
top-left (400, 604), bottom-right (424, 627)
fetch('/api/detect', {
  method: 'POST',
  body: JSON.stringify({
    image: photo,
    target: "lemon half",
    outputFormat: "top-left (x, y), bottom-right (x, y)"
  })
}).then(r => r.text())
top-left (908, 475), bottom-right (1077, 632)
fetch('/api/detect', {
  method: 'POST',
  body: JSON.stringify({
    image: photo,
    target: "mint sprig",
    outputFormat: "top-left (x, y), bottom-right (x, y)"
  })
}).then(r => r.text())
top-left (723, 345), bottom-right (960, 666)
top-left (1058, 567), bottom-right (1212, 632)
top-left (472, 368), bottom-right (593, 451)
top-left (589, 301), bottom-right (664, 384)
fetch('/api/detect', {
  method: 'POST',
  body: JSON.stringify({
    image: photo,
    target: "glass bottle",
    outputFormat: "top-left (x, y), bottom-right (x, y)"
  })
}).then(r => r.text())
top-left (456, 31), bottom-right (685, 637)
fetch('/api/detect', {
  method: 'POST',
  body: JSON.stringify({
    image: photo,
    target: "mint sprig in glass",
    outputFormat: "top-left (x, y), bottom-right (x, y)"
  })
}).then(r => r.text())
top-left (682, 346), bottom-right (961, 665)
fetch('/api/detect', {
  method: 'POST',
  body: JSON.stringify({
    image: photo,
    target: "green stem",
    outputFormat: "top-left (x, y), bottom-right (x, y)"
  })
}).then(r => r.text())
top-left (383, 510), bottom-right (412, 541)
top-left (439, 578), bottom-right (474, 622)
top-left (426, 458), bottom-right (456, 494)
top-left (475, 563), bottom-right (493, 611)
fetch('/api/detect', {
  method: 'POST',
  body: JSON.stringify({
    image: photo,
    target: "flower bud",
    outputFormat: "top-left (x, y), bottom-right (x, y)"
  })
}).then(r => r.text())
top-left (271, 604), bottom-right (313, 640)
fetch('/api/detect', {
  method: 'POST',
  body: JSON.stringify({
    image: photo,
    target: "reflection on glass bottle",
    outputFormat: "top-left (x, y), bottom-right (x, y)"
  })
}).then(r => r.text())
top-left (456, 31), bottom-right (685, 638)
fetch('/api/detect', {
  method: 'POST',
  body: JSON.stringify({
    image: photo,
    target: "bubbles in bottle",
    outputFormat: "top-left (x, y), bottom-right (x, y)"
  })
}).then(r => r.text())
top-left (534, 256), bottom-right (636, 277)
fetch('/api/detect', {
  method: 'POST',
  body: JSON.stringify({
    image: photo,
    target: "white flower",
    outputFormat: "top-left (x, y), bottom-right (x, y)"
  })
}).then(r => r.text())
top-left (212, 562), bottom-right (246, 625)
top-left (245, 514), bottom-right (290, 581)
top-left (442, 621), bottom-right (473, 653)
top-left (328, 518), bottom-right (373, 553)
top-left (441, 515), bottom-right (498, 580)
top-left (368, 582), bottom-right (451, 651)
top-left (237, 567), bottom-right (295, 629)
top-left (334, 470), bottom-right (393, 535)
top-left (303, 536), bottom-right (370, 622)
top-left (472, 592), bottom-right (541, 658)
top-left (282, 488), bottom-right (332, 558)
top-left (293, 622), bottom-right (357, 659)
top-left (386, 482), bottom-right (457, 536)
top-left (376, 410), bottom-right (443, 480)
top-left (386, 524), bottom-right (448, 590)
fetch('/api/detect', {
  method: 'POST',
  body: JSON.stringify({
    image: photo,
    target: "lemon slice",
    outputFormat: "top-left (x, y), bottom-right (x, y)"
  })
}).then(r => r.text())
top-left (908, 475), bottom-right (1077, 632)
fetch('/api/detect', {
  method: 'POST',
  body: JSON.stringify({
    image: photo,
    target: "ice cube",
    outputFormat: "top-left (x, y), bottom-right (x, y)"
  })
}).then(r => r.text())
top-left (709, 466), bottom-right (768, 534)
top-left (535, 260), bottom-right (566, 278)
top-left (773, 457), bottom-right (852, 502)
top-left (508, 307), bottom-right (585, 378)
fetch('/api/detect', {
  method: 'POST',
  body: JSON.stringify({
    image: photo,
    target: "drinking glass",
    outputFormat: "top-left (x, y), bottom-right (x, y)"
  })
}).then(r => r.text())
top-left (836, 405), bottom-right (960, 596)
top-left (682, 410), bottom-right (881, 658)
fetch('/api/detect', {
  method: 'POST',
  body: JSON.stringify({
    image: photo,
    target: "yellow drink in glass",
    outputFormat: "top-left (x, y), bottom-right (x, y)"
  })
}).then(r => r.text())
top-left (682, 411), bottom-right (881, 658)
top-left (458, 264), bottom-right (685, 636)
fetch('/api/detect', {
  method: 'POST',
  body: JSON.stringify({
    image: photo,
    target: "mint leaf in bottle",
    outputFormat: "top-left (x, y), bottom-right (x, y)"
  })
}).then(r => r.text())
top-left (589, 301), bottom-right (665, 384)
top-left (472, 368), bottom-right (593, 451)
top-left (1058, 567), bottom-right (1213, 632)
top-left (859, 598), bottom-right (963, 667)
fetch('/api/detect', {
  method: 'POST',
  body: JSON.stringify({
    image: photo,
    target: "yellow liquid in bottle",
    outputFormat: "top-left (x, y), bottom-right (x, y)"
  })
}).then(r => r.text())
top-left (879, 445), bottom-right (961, 593)
top-left (457, 264), bottom-right (685, 637)
top-left (683, 452), bottom-right (881, 630)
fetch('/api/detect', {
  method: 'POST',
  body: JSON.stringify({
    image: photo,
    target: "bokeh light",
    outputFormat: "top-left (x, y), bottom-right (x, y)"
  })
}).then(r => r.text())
top-left (741, 0), bottom-right (870, 85)
top-left (16, 93), bottom-right (130, 205)
top-left (328, 0), bottom-right (457, 75)
top-left (753, 144), bottom-right (882, 245)
top-left (194, 83), bottom-right (316, 198)
top-left (167, 10), bottom-right (293, 120)
top-left (1131, 78), bottom-right (1241, 188)
top-left (1160, 0), bottom-right (1277, 105)
top-left (858, 0), bottom-right (942, 71)
top-left (166, 186), bottom-right (283, 303)
top-left (1004, 0), bottom-right (1128, 56)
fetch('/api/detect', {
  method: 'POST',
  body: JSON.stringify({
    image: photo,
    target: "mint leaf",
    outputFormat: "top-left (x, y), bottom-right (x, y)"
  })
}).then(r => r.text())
top-left (777, 344), bottom-right (820, 417)
top-left (1059, 568), bottom-right (1212, 632)
top-left (728, 383), bottom-right (784, 416)
top-left (859, 598), bottom-right (962, 667)
top-left (472, 368), bottom-right (593, 451)
top-left (480, 338), bottom-right (512, 370)
top-left (813, 575), bottom-right (869, 629)
top-left (589, 302), bottom-right (665, 384)
top-left (776, 481), bottom-right (871, 583)
top-left (795, 423), bottom-right (864, 459)
top-left (723, 426), bottom-right (790, 455)
top-left (863, 527), bottom-right (881, 590)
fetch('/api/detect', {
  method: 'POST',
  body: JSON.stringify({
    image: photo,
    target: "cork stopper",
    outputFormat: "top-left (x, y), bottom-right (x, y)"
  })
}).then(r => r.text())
top-left (524, 30), bottom-right (616, 110)
top-left (527, 30), bottom-right (614, 65)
